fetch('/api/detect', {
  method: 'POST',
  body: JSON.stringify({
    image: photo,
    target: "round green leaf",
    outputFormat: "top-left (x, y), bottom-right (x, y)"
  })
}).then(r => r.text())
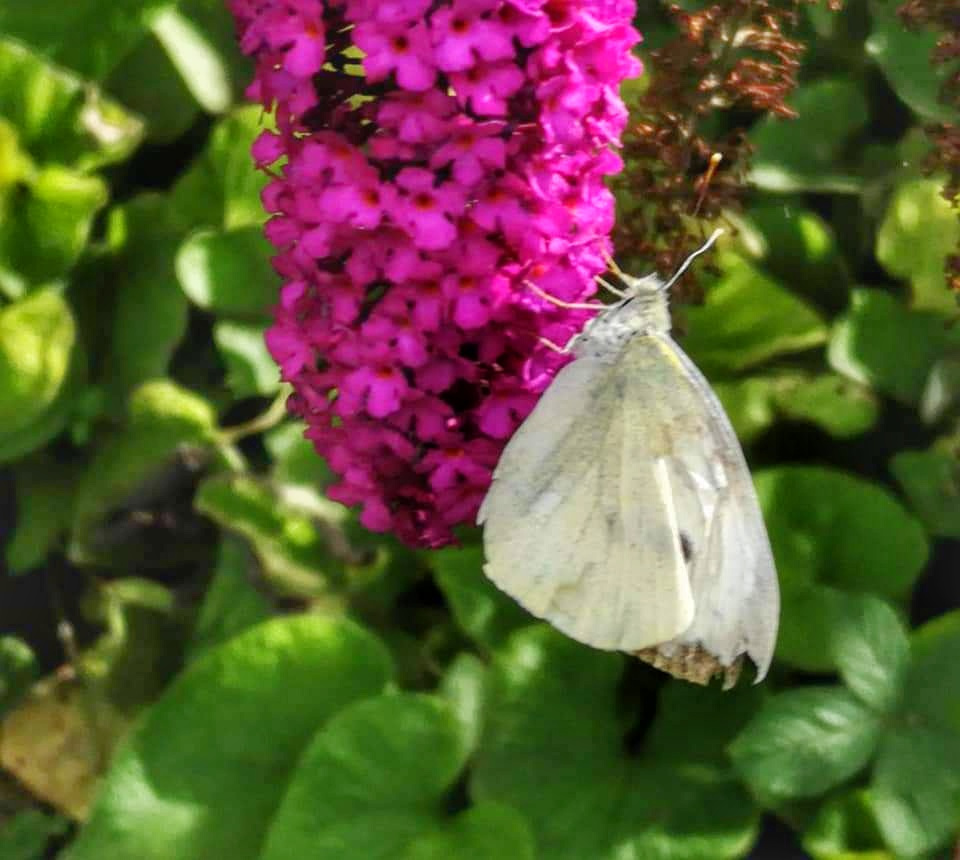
top-left (866, 0), bottom-right (960, 124)
top-left (871, 726), bottom-right (960, 857)
top-left (214, 320), bottom-right (280, 398)
top-left (772, 373), bottom-right (878, 439)
top-left (756, 466), bottom-right (928, 598)
top-left (149, 6), bottom-right (231, 114)
top-left (0, 38), bottom-right (143, 170)
top-left (891, 447), bottom-right (960, 539)
top-left (775, 584), bottom-right (855, 673)
top-left (738, 203), bottom-right (850, 310)
top-left (472, 626), bottom-right (758, 860)
top-left (830, 595), bottom-right (909, 713)
top-left (6, 455), bottom-right (77, 572)
top-left (802, 790), bottom-right (889, 860)
top-left (104, 31), bottom-right (200, 144)
top-left (260, 693), bottom-right (533, 860)
top-left (903, 610), bottom-right (960, 732)
top-left (0, 288), bottom-right (76, 439)
top-left (185, 537), bottom-right (271, 661)
top-left (68, 615), bottom-right (393, 860)
top-left (69, 380), bottom-right (222, 562)
top-left (402, 802), bottom-right (534, 860)
top-left (828, 289), bottom-right (960, 405)
top-left (876, 178), bottom-right (960, 312)
top-left (0, 810), bottom-right (69, 860)
top-left (682, 254), bottom-right (827, 375)
top-left (168, 106), bottom-right (270, 233)
top-left (105, 195), bottom-right (190, 408)
top-left (749, 79), bottom-right (868, 193)
top-left (0, 0), bottom-right (169, 81)
top-left (431, 546), bottom-right (531, 651)
top-left (0, 165), bottom-right (108, 283)
top-left (176, 226), bottom-right (277, 318)
top-left (730, 687), bottom-right (882, 801)
top-left (194, 474), bottom-right (341, 599)
top-left (712, 377), bottom-right (777, 445)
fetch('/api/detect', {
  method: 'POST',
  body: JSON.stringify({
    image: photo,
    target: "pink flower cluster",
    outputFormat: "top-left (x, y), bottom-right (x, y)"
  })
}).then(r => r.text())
top-left (230, 0), bottom-right (640, 546)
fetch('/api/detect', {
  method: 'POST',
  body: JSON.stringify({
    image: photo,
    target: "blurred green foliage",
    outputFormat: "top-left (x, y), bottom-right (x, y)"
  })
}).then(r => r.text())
top-left (0, 1), bottom-right (958, 859)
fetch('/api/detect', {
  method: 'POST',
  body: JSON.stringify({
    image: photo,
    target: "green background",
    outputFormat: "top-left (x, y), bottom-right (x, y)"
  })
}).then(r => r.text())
top-left (0, 1), bottom-right (958, 858)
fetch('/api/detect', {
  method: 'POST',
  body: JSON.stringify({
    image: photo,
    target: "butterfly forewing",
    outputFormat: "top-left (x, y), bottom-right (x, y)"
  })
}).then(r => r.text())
top-left (479, 354), bottom-right (696, 651)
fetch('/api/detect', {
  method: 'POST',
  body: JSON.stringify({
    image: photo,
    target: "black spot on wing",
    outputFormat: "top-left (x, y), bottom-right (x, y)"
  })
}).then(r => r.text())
top-left (680, 531), bottom-right (694, 564)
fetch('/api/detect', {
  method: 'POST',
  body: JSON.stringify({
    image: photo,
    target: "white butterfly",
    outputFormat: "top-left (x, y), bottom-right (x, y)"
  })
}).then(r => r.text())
top-left (478, 232), bottom-right (779, 687)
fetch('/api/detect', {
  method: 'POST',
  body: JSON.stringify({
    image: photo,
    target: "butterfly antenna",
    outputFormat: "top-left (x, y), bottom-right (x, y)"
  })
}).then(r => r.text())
top-left (691, 152), bottom-right (723, 218)
top-left (661, 228), bottom-right (724, 293)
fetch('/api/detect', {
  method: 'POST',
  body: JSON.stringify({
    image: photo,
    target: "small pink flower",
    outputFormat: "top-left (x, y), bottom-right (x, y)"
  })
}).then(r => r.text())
top-left (430, 118), bottom-right (506, 186)
top-left (354, 21), bottom-right (437, 91)
top-left (391, 168), bottom-right (466, 250)
top-left (431, 0), bottom-right (515, 72)
top-left (450, 61), bottom-right (525, 115)
top-left (339, 362), bottom-right (409, 419)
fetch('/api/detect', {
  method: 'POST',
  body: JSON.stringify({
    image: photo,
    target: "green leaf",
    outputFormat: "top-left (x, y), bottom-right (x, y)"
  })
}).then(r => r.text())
top-left (903, 610), bottom-right (960, 733)
top-left (68, 615), bottom-right (393, 860)
top-left (772, 373), bottom-right (878, 439)
top-left (756, 466), bottom-right (928, 598)
top-left (472, 626), bottom-right (758, 860)
top-left (104, 195), bottom-right (189, 408)
top-left (0, 0), bottom-right (168, 81)
top-left (194, 474), bottom-right (341, 599)
top-left (871, 726), bottom-right (960, 857)
top-left (866, 0), bottom-right (960, 124)
top-left (0, 810), bottom-right (69, 860)
top-left (643, 680), bottom-right (766, 766)
top-left (6, 455), bottom-right (76, 572)
top-left (828, 289), bottom-right (960, 405)
top-left (714, 372), bottom-right (878, 445)
top-left (682, 254), bottom-right (827, 375)
top-left (830, 596), bottom-right (909, 713)
top-left (214, 321), bottom-right (280, 398)
top-left (176, 226), bottom-right (277, 319)
top-left (69, 380), bottom-right (222, 563)
top-left (149, 6), bottom-right (231, 114)
top-left (712, 377), bottom-right (777, 445)
top-left (749, 79), bottom-right (869, 193)
top-left (890, 447), bottom-right (960, 539)
top-left (802, 790), bottom-right (890, 860)
top-left (0, 636), bottom-right (38, 718)
top-left (402, 802), bottom-right (534, 860)
top-left (0, 288), bottom-right (77, 446)
top-left (0, 340), bottom-right (85, 465)
top-left (729, 687), bottom-right (882, 801)
top-left (737, 203), bottom-right (850, 310)
top-left (876, 178), bottom-right (960, 312)
top-left (168, 106), bottom-right (269, 232)
top-left (431, 546), bottom-right (531, 651)
top-left (186, 537), bottom-right (271, 660)
top-left (259, 693), bottom-right (533, 860)
top-left (0, 37), bottom-right (144, 170)
top-left (0, 166), bottom-right (108, 283)
top-left (265, 421), bottom-right (334, 489)
top-left (867, 611), bottom-right (960, 855)
top-left (920, 354), bottom-right (960, 424)
top-left (439, 653), bottom-right (487, 757)
top-left (775, 584), bottom-right (857, 673)
top-left (104, 31), bottom-right (200, 144)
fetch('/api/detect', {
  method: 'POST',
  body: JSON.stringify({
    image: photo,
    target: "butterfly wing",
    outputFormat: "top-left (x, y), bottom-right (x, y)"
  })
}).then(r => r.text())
top-left (620, 334), bottom-right (780, 684)
top-left (478, 355), bottom-right (696, 651)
